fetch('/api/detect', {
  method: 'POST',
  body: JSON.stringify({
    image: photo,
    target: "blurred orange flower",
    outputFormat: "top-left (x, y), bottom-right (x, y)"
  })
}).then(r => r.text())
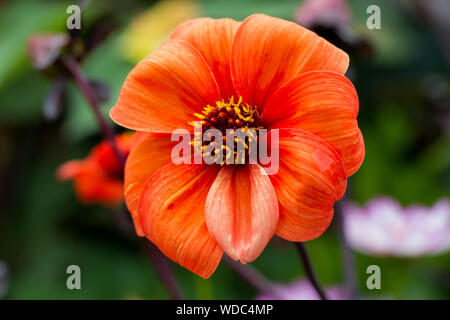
top-left (57, 133), bottom-right (133, 206)
top-left (110, 14), bottom-right (364, 278)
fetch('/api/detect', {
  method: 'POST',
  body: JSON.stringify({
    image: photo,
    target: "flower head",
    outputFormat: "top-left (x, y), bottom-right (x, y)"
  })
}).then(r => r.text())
top-left (57, 133), bottom-right (133, 206)
top-left (256, 279), bottom-right (344, 300)
top-left (110, 14), bottom-right (364, 278)
top-left (343, 197), bottom-right (450, 257)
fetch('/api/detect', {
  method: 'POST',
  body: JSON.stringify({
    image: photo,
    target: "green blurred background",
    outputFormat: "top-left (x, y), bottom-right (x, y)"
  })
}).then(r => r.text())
top-left (0, 0), bottom-right (448, 299)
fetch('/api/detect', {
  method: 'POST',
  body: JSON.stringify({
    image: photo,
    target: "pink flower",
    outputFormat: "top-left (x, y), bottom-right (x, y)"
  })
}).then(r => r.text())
top-left (343, 197), bottom-right (450, 257)
top-left (256, 279), bottom-right (344, 300)
top-left (295, 0), bottom-right (351, 28)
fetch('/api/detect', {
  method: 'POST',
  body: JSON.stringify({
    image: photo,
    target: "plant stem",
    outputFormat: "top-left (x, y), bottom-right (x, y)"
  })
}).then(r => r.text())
top-left (146, 242), bottom-right (184, 300)
top-left (63, 57), bottom-right (126, 167)
top-left (295, 242), bottom-right (327, 300)
top-left (223, 255), bottom-right (274, 295)
top-left (335, 201), bottom-right (358, 299)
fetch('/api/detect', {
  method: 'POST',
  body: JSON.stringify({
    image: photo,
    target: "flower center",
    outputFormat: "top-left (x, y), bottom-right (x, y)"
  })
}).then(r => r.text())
top-left (192, 96), bottom-right (260, 132)
top-left (190, 97), bottom-right (262, 165)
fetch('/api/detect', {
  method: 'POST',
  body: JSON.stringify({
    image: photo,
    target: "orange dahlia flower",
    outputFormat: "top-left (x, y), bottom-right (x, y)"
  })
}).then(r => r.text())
top-left (57, 133), bottom-right (133, 206)
top-left (110, 14), bottom-right (364, 278)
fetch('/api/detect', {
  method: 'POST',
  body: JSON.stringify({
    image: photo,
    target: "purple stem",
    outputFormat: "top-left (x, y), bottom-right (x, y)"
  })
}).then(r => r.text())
top-left (295, 242), bottom-right (327, 300)
top-left (63, 57), bottom-right (126, 167)
top-left (146, 242), bottom-right (184, 300)
top-left (335, 202), bottom-right (358, 299)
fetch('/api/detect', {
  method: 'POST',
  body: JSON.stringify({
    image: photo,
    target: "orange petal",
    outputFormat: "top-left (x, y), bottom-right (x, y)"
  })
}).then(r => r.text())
top-left (124, 132), bottom-right (176, 236)
top-left (170, 18), bottom-right (241, 98)
top-left (92, 133), bottom-right (134, 176)
top-left (138, 163), bottom-right (222, 278)
top-left (116, 132), bottom-right (135, 152)
top-left (204, 164), bottom-right (278, 263)
top-left (56, 160), bottom-right (84, 181)
top-left (74, 170), bottom-right (124, 206)
top-left (262, 71), bottom-right (364, 176)
top-left (268, 129), bottom-right (347, 242)
top-left (231, 14), bottom-right (349, 109)
top-left (110, 39), bottom-right (220, 133)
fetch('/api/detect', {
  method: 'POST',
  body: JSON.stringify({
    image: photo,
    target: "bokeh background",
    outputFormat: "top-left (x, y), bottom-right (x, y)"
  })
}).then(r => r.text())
top-left (0, 0), bottom-right (449, 299)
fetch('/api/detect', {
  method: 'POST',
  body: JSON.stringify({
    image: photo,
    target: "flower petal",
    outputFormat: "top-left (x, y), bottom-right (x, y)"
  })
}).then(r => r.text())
top-left (138, 163), bottom-right (222, 278)
top-left (170, 18), bottom-right (241, 98)
top-left (58, 158), bottom-right (124, 206)
top-left (124, 132), bottom-right (176, 236)
top-left (268, 129), bottom-right (347, 241)
top-left (262, 71), bottom-right (364, 176)
top-left (73, 170), bottom-right (124, 206)
top-left (92, 133), bottom-right (134, 177)
top-left (110, 39), bottom-right (220, 133)
top-left (231, 14), bottom-right (349, 109)
top-left (56, 160), bottom-right (84, 181)
top-left (204, 164), bottom-right (279, 263)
